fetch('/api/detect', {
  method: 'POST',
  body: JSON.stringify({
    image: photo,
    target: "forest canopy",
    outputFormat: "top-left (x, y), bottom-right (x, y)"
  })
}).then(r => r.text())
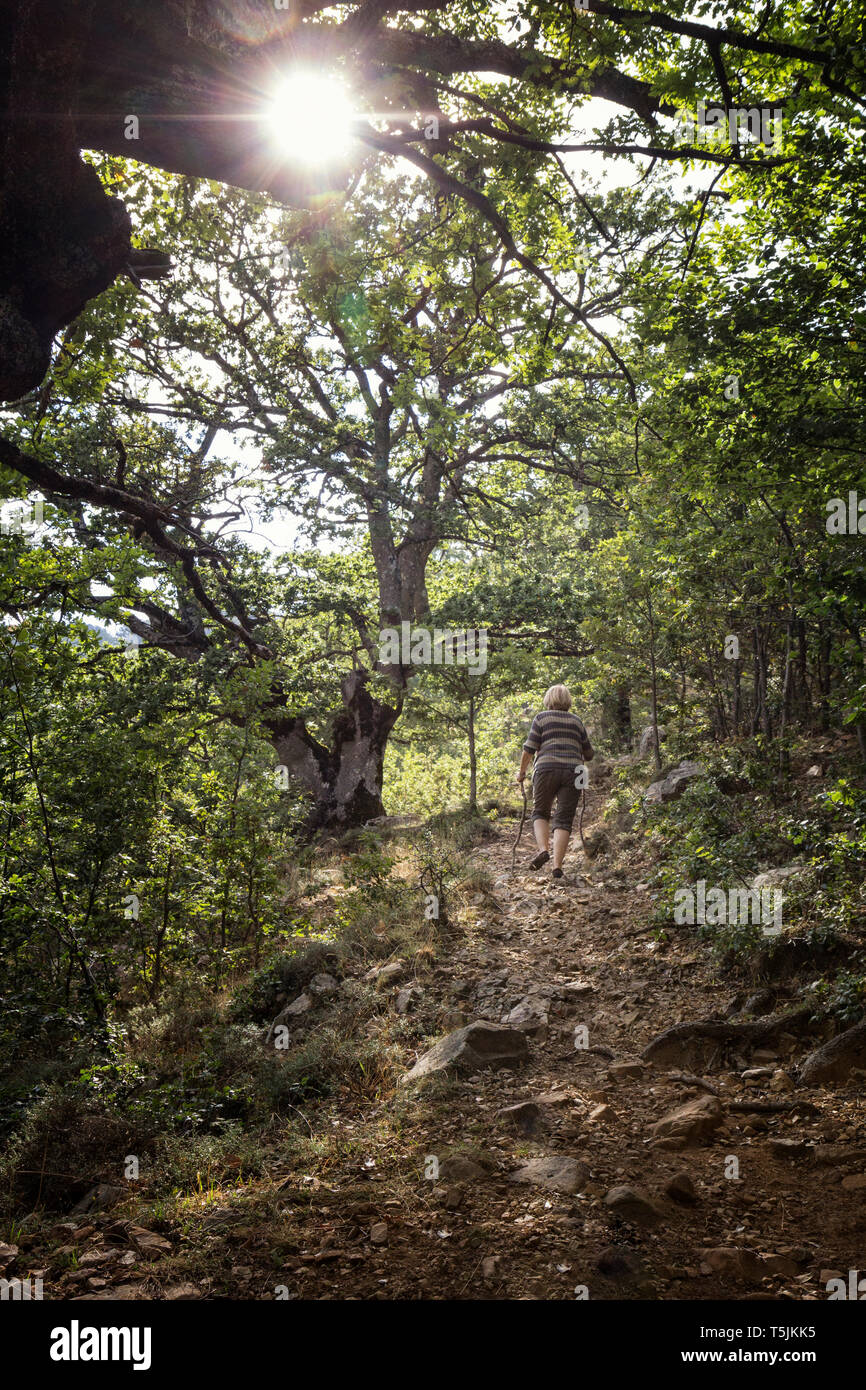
top-left (1, 0), bottom-right (866, 1315)
top-left (2, 0), bottom-right (864, 994)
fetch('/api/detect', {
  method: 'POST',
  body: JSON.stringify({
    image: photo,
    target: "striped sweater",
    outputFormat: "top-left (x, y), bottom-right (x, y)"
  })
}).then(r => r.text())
top-left (523, 710), bottom-right (594, 771)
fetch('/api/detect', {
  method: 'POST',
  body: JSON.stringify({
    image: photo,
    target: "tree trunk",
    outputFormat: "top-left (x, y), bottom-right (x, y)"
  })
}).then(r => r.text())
top-left (467, 693), bottom-right (478, 813)
top-left (796, 617), bottom-right (809, 724)
top-left (266, 670), bottom-right (401, 830)
top-left (731, 658), bottom-right (742, 735)
top-left (153, 852), bottom-right (171, 1001)
top-left (646, 592), bottom-right (662, 775)
top-left (0, 2), bottom-right (131, 400)
top-left (817, 621), bottom-right (831, 731)
top-left (752, 624), bottom-right (772, 737)
top-left (777, 620), bottom-right (793, 784)
top-left (704, 639), bottom-right (729, 740)
top-left (613, 683), bottom-right (632, 751)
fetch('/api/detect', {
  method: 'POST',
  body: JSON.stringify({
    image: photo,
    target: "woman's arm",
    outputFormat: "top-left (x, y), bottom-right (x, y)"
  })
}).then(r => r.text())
top-left (519, 711), bottom-right (541, 782)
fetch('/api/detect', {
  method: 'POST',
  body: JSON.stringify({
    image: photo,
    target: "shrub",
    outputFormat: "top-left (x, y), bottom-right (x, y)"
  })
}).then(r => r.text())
top-left (0, 1087), bottom-right (154, 1212)
top-left (227, 941), bottom-right (339, 1023)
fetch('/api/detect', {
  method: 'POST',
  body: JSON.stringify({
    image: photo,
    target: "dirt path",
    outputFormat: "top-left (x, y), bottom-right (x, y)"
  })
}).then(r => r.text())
top-left (34, 782), bottom-right (866, 1301)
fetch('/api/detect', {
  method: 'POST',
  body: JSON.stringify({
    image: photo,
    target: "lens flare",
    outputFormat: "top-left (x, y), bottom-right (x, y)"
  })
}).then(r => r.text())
top-left (267, 75), bottom-right (355, 164)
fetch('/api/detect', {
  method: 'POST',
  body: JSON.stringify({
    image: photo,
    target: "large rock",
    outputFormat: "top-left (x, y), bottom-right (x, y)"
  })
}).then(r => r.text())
top-left (556, 979), bottom-right (595, 999)
top-left (372, 961), bottom-right (405, 991)
top-left (509, 1156), bottom-right (589, 1194)
top-left (638, 725), bottom-right (665, 758)
top-left (282, 992), bottom-right (313, 1016)
top-left (698, 1247), bottom-right (766, 1283)
top-left (437, 1156), bottom-right (488, 1183)
top-left (395, 986), bottom-right (421, 1015)
top-left (799, 1017), bottom-right (866, 1086)
top-left (663, 1172), bottom-right (699, 1205)
top-left (266, 992), bottom-right (313, 1040)
top-left (608, 1061), bottom-right (645, 1083)
top-left (501, 995), bottom-right (549, 1034)
top-left (128, 1227), bottom-right (171, 1261)
top-left (750, 864), bottom-right (805, 892)
top-left (649, 1095), bottom-right (724, 1146)
top-left (497, 1100), bottom-right (542, 1135)
top-left (645, 761), bottom-right (705, 804)
top-left (401, 1021), bottom-right (529, 1083)
top-left (596, 1244), bottom-right (641, 1279)
top-left (603, 1186), bottom-right (663, 1227)
top-left (71, 1183), bottom-right (125, 1215)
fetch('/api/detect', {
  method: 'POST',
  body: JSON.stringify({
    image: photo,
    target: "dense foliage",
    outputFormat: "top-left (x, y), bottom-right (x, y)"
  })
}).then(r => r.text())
top-left (1, 1), bottom-right (865, 1218)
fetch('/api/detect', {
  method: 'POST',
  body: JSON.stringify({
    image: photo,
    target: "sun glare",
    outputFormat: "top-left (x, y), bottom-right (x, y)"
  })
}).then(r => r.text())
top-left (266, 74), bottom-right (355, 164)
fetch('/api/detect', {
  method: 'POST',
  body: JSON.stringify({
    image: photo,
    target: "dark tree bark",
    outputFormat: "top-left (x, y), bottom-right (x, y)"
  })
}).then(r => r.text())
top-left (731, 656), bottom-right (742, 735)
top-left (0, 1), bottom-right (131, 400)
top-left (704, 638), bottom-right (729, 741)
top-left (9, 0), bottom-right (782, 403)
top-left (817, 621), bottom-right (832, 731)
top-left (645, 590), bottom-right (662, 775)
top-left (265, 670), bottom-right (401, 830)
top-left (795, 617), bottom-right (810, 723)
top-left (751, 624), bottom-right (772, 738)
top-left (467, 692), bottom-right (478, 814)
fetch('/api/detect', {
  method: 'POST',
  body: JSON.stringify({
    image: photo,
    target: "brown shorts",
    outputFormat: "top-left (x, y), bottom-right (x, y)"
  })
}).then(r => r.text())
top-left (531, 764), bottom-right (582, 832)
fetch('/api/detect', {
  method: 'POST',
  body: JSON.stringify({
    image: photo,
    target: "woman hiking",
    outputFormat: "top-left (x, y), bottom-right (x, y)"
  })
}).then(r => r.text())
top-left (516, 684), bottom-right (594, 880)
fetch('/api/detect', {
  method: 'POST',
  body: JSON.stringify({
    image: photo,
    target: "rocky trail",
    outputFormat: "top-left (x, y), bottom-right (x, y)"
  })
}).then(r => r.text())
top-left (19, 777), bottom-right (866, 1302)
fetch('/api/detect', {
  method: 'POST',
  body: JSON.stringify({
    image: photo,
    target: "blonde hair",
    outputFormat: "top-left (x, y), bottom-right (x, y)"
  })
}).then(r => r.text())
top-left (543, 684), bottom-right (572, 711)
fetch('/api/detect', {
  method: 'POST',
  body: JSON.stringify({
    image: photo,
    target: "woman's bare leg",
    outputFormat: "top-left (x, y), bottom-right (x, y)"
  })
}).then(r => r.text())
top-left (533, 818), bottom-right (550, 852)
top-left (552, 828), bottom-right (571, 870)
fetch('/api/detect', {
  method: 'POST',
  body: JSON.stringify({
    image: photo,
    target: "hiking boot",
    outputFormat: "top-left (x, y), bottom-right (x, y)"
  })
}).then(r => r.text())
top-left (552, 867), bottom-right (564, 880)
top-left (529, 849), bottom-right (550, 870)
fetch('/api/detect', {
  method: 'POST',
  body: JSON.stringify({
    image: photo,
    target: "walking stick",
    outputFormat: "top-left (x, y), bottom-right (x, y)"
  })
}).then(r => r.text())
top-left (577, 784), bottom-right (589, 856)
top-left (511, 778), bottom-right (528, 871)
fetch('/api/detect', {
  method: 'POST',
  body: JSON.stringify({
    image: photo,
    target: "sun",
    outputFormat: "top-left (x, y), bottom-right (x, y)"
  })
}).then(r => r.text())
top-left (266, 74), bottom-right (356, 164)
